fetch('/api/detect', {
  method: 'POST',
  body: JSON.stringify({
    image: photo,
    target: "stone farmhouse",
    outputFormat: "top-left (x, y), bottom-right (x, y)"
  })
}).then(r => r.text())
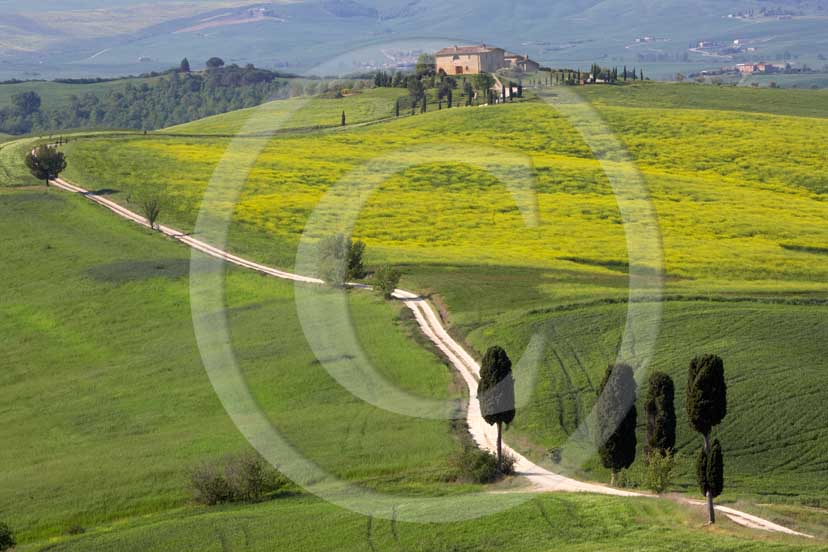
top-left (435, 44), bottom-right (540, 75)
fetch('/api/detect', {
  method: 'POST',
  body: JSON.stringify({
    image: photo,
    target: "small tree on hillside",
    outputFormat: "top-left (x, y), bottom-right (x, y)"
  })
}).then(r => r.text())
top-left (180, 57), bottom-right (191, 73)
top-left (206, 57), bottom-right (225, 70)
top-left (373, 265), bottom-right (401, 300)
top-left (686, 354), bottom-right (727, 523)
top-left (596, 363), bottom-right (637, 486)
top-left (141, 197), bottom-right (162, 230)
top-left (477, 346), bottom-right (515, 472)
top-left (25, 145), bottom-right (67, 187)
top-left (645, 371), bottom-right (676, 457)
top-left (318, 234), bottom-right (366, 287)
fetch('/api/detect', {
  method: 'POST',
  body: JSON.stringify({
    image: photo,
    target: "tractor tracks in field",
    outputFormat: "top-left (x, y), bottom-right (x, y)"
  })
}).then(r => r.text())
top-left (48, 177), bottom-right (815, 540)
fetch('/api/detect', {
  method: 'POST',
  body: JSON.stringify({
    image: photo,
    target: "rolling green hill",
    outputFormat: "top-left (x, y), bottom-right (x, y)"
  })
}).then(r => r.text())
top-left (4, 83), bottom-right (828, 549)
top-left (41, 83), bottom-right (828, 504)
top-left (0, 77), bottom-right (162, 109)
top-left (164, 88), bottom-right (408, 135)
top-left (0, 188), bottom-right (473, 544)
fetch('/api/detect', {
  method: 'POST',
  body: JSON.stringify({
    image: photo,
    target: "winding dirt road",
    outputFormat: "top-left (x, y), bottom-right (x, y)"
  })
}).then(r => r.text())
top-left (50, 177), bottom-right (813, 539)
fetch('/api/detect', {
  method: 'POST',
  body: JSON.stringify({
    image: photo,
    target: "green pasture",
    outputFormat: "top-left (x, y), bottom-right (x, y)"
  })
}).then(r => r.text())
top-left (576, 81), bottom-right (828, 118)
top-left (17, 494), bottom-right (823, 552)
top-left (164, 88), bottom-right (409, 135)
top-left (0, 189), bottom-right (474, 544)
top-left (0, 77), bottom-right (163, 110)
top-left (4, 83), bottom-right (828, 548)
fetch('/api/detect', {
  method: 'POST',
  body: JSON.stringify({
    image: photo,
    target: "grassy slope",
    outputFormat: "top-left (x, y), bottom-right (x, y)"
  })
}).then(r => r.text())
top-left (20, 494), bottom-right (824, 552)
top-left (468, 301), bottom-right (828, 500)
top-left (46, 85), bottom-right (828, 502)
top-left (0, 77), bottom-right (162, 109)
top-left (576, 81), bottom-right (828, 118)
top-left (739, 73), bottom-right (828, 89)
top-left (164, 88), bottom-right (409, 135)
top-left (5, 84), bottom-right (828, 546)
top-left (0, 189), bottom-right (472, 543)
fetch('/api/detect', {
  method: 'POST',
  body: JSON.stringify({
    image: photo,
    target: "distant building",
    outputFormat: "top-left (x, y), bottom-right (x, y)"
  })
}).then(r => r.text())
top-left (504, 52), bottom-right (540, 73)
top-left (435, 45), bottom-right (506, 75)
top-left (435, 44), bottom-right (539, 75)
top-left (736, 62), bottom-right (784, 75)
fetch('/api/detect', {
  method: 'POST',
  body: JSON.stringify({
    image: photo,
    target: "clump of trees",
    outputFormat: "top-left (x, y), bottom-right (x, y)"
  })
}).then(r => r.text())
top-left (0, 64), bottom-right (316, 135)
top-left (25, 144), bottom-right (67, 186)
top-left (595, 363), bottom-right (637, 486)
top-left (687, 354), bottom-right (727, 523)
top-left (318, 233), bottom-right (366, 287)
top-left (477, 346), bottom-right (516, 472)
top-left (0, 522), bottom-right (15, 552)
top-left (190, 452), bottom-right (290, 505)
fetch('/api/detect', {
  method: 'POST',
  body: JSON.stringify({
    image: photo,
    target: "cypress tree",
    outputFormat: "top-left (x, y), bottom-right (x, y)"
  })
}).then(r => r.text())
top-left (180, 58), bottom-right (191, 73)
top-left (477, 346), bottom-right (516, 471)
top-left (696, 439), bottom-right (724, 500)
top-left (341, 111), bottom-right (346, 126)
top-left (596, 364), bottom-right (637, 486)
top-left (686, 354), bottom-right (727, 523)
top-left (644, 371), bottom-right (676, 457)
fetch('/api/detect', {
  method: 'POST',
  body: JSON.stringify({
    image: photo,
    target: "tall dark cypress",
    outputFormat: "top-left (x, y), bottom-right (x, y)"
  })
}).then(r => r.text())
top-left (644, 371), bottom-right (676, 456)
top-left (686, 354), bottom-right (727, 523)
top-left (596, 364), bottom-right (637, 486)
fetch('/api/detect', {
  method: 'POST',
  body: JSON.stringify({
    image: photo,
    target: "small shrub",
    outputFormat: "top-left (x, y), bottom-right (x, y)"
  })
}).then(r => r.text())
top-left (548, 447), bottom-right (563, 464)
top-left (451, 446), bottom-right (499, 483)
top-left (0, 522), bottom-right (15, 551)
top-left (614, 465), bottom-right (643, 489)
top-left (646, 451), bottom-right (677, 494)
top-left (224, 452), bottom-right (278, 503)
top-left (373, 265), bottom-right (401, 299)
top-left (190, 453), bottom-right (289, 505)
top-left (450, 446), bottom-right (515, 483)
top-left (500, 451), bottom-right (517, 475)
top-left (190, 462), bottom-right (233, 505)
top-left (66, 524), bottom-right (86, 536)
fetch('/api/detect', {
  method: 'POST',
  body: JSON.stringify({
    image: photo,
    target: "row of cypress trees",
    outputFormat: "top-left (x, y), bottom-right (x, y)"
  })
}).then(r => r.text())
top-left (595, 354), bottom-right (727, 523)
top-left (477, 345), bottom-right (727, 524)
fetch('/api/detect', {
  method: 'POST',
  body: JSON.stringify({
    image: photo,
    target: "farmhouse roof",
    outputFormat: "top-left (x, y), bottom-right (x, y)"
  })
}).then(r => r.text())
top-left (435, 44), bottom-right (503, 56)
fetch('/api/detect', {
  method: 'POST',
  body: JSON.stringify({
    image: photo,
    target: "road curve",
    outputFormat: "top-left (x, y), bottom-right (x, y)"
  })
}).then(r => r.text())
top-left (50, 177), bottom-right (813, 538)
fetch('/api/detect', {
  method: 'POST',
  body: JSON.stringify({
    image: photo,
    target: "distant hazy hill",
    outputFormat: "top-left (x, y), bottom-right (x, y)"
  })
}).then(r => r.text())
top-left (1, 0), bottom-right (827, 80)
